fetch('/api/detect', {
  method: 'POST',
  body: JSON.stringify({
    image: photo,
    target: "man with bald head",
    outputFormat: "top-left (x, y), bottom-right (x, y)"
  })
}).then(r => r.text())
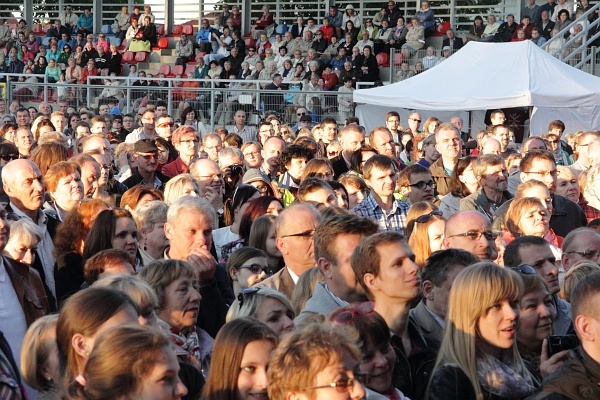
top-left (443, 210), bottom-right (498, 261)
top-left (258, 203), bottom-right (322, 299)
top-left (3, 159), bottom-right (58, 306)
top-left (369, 127), bottom-right (396, 158)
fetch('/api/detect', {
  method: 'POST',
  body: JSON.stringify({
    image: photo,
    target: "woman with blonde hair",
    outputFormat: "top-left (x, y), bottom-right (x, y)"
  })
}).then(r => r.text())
top-left (505, 197), bottom-right (562, 249)
top-left (133, 201), bottom-right (169, 265)
top-left (556, 165), bottom-right (581, 204)
top-left (560, 261), bottom-right (600, 302)
top-left (163, 174), bottom-right (201, 205)
top-left (20, 315), bottom-right (61, 400)
top-left (406, 202), bottom-right (445, 267)
top-left (227, 286), bottom-right (295, 337)
top-left (428, 262), bottom-right (535, 399)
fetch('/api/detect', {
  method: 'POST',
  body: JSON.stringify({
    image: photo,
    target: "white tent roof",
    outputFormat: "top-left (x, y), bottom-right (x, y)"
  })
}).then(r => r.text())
top-left (353, 41), bottom-right (600, 111)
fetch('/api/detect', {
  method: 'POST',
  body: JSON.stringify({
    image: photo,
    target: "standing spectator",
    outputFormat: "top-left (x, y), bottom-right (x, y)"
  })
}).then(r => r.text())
top-left (343, 4), bottom-right (361, 33)
top-left (523, 0), bottom-right (542, 23)
top-left (416, 0), bottom-right (436, 37)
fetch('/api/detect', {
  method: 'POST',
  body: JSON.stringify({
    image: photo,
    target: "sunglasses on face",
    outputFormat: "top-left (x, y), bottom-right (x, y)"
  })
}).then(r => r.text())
top-left (0, 153), bottom-right (19, 161)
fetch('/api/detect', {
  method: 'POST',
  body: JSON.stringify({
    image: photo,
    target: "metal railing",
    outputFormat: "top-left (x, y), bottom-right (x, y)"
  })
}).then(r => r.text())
top-left (541, 2), bottom-right (600, 74)
top-left (4, 74), bottom-right (357, 130)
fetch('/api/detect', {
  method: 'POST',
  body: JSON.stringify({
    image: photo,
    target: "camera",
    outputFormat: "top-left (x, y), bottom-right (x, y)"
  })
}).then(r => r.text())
top-left (230, 164), bottom-right (244, 176)
top-left (547, 335), bottom-right (579, 357)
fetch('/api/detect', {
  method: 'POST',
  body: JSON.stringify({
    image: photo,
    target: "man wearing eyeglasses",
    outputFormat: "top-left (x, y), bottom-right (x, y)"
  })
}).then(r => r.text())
top-left (123, 140), bottom-right (169, 190)
top-left (258, 203), bottom-right (322, 299)
top-left (443, 210), bottom-right (498, 261)
top-left (59, 6), bottom-right (79, 32)
top-left (430, 123), bottom-right (462, 198)
top-left (504, 236), bottom-right (571, 335)
top-left (398, 163), bottom-right (435, 204)
top-left (405, 112), bottom-right (421, 136)
top-left (561, 228), bottom-right (600, 272)
top-left (460, 154), bottom-right (512, 219)
top-left (162, 125), bottom-right (198, 178)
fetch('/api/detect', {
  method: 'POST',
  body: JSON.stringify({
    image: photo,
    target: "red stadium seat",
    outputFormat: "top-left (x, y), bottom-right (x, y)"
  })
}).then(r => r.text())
top-left (245, 37), bottom-right (255, 48)
top-left (171, 25), bottom-right (182, 36)
top-left (172, 64), bottom-right (184, 77)
top-left (185, 64), bottom-right (196, 77)
top-left (43, 23), bottom-right (52, 32)
top-left (376, 52), bottom-right (389, 67)
top-left (182, 25), bottom-right (193, 36)
top-left (394, 52), bottom-right (404, 65)
top-left (122, 51), bottom-right (134, 63)
top-left (158, 37), bottom-right (169, 49)
top-left (32, 24), bottom-right (43, 34)
top-left (159, 64), bottom-right (171, 76)
top-left (156, 24), bottom-right (165, 36)
top-left (134, 51), bottom-right (147, 62)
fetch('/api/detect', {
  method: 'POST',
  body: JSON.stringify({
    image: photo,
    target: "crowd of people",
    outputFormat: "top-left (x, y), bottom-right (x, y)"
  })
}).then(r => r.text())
top-left (1, 2), bottom-right (600, 400)
top-left (0, 92), bottom-right (600, 400)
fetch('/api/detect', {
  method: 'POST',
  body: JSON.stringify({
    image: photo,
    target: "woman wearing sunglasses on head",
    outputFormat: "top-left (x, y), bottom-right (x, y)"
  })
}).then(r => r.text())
top-left (406, 202), bottom-right (445, 268)
top-left (328, 302), bottom-right (409, 400)
top-left (428, 262), bottom-right (537, 400)
top-left (227, 286), bottom-right (295, 337)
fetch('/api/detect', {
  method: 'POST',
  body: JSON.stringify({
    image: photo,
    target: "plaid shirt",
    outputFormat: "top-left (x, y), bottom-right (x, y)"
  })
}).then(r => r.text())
top-left (581, 202), bottom-right (600, 223)
top-left (353, 193), bottom-right (410, 234)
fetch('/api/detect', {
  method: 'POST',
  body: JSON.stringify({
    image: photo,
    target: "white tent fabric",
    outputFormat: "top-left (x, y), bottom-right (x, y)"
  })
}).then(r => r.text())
top-left (353, 41), bottom-right (600, 134)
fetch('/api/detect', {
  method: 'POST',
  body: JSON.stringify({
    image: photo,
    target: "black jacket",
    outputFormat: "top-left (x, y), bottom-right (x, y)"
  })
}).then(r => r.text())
top-left (390, 318), bottom-right (437, 400)
top-left (331, 154), bottom-right (349, 179)
top-left (528, 347), bottom-right (600, 400)
top-left (429, 364), bottom-right (523, 400)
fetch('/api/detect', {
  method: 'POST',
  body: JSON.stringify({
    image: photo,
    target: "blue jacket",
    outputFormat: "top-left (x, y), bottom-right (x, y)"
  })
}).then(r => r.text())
top-left (196, 27), bottom-right (213, 44)
top-left (77, 13), bottom-right (93, 30)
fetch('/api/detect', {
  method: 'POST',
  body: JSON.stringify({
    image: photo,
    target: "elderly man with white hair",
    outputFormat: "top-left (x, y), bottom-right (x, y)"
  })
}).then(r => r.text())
top-left (164, 195), bottom-right (234, 336)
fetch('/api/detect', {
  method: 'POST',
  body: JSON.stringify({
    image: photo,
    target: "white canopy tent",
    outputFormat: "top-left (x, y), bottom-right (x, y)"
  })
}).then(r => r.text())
top-left (353, 41), bottom-right (600, 136)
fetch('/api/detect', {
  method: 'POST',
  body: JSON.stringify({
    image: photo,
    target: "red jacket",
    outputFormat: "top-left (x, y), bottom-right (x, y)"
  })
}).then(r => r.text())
top-left (162, 157), bottom-right (189, 178)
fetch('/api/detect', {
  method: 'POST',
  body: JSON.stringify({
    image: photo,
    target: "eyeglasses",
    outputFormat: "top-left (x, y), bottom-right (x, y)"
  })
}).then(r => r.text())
top-left (546, 139), bottom-right (559, 144)
top-left (447, 230), bottom-right (500, 241)
top-left (238, 287), bottom-right (260, 307)
top-left (197, 173), bottom-right (223, 180)
top-left (415, 209), bottom-right (443, 224)
top-left (253, 184), bottom-right (270, 193)
top-left (281, 228), bottom-right (316, 239)
top-left (297, 112), bottom-right (306, 116)
top-left (567, 250), bottom-right (600, 259)
top-left (411, 118), bottom-right (422, 123)
top-left (237, 263), bottom-right (266, 275)
top-left (158, 122), bottom-right (174, 128)
top-left (0, 153), bottom-right (19, 161)
top-left (522, 170), bottom-right (557, 178)
top-left (244, 151), bottom-right (261, 158)
top-left (408, 180), bottom-right (435, 190)
top-left (138, 154), bottom-right (157, 160)
top-left (305, 377), bottom-right (359, 393)
top-left (332, 302), bottom-right (374, 324)
top-left (512, 264), bottom-right (536, 275)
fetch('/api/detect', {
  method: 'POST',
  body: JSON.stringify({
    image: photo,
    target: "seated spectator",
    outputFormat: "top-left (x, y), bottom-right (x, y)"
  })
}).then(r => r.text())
top-left (513, 15), bottom-right (534, 40)
top-left (356, 30), bottom-right (375, 54)
top-left (343, 4), bottom-right (361, 35)
top-left (401, 17), bottom-right (425, 59)
top-left (531, 27), bottom-right (547, 46)
top-left (76, 7), bottom-right (93, 36)
top-left (470, 15), bottom-right (485, 38)
top-left (125, 16), bottom-right (141, 44)
top-left (494, 14), bottom-right (518, 42)
top-left (251, 5), bottom-right (275, 40)
top-left (422, 46), bottom-right (440, 70)
top-left (357, 45), bottom-right (379, 82)
top-left (128, 15), bottom-right (156, 53)
top-left (480, 15), bottom-right (501, 42)
top-left (95, 33), bottom-right (110, 54)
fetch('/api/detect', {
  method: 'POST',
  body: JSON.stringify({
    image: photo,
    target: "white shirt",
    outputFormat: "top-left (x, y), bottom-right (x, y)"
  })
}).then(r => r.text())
top-left (211, 226), bottom-right (239, 259)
